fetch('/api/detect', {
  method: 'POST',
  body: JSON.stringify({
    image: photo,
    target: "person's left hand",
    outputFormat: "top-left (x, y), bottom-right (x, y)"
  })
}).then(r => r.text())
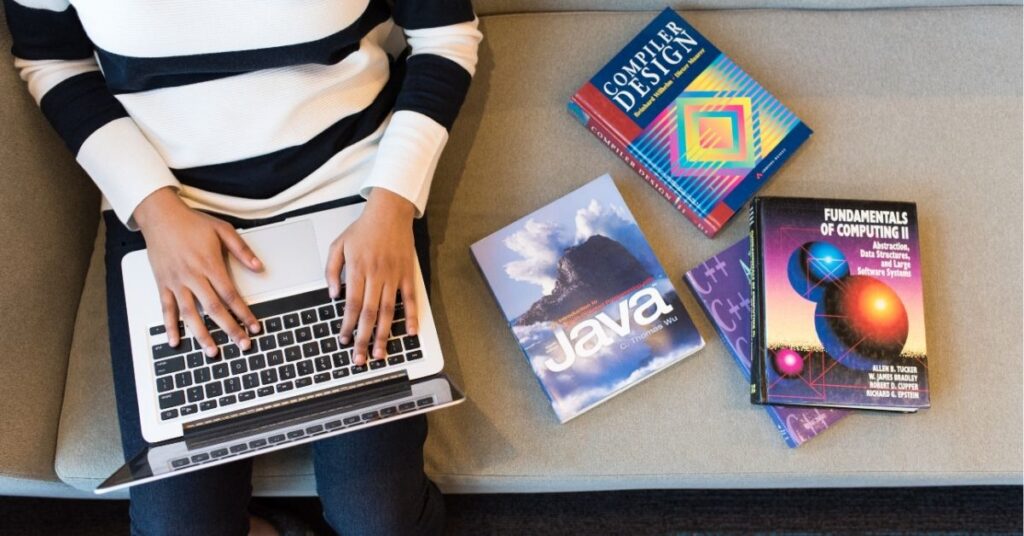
top-left (325, 188), bottom-right (419, 365)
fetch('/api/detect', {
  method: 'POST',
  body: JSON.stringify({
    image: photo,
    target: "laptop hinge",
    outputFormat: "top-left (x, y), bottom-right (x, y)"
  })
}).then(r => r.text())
top-left (181, 370), bottom-right (410, 446)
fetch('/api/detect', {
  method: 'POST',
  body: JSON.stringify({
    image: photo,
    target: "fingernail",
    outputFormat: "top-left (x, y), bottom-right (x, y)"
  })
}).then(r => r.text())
top-left (205, 347), bottom-right (218, 358)
top-left (355, 353), bottom-right (365, 364)
top-left (329, 285), bottom-right (338, 299)
top-left (250, 323), bottom-right (261, 334)
top-left (251, 257), bottom-right (263, 270)
top-left (239, 339), bottom-right (251, 351)
top-left (339, 335), bottom-right (349, 344)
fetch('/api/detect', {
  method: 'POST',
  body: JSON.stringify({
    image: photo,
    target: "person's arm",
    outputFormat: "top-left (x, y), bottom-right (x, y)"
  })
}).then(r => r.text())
top-left (328, 1), bottom-right (482, 364)
top-left (4, 0), bottom-right (260, 353)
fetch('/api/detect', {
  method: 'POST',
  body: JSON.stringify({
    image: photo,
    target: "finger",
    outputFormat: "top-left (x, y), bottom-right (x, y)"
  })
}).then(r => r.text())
top-left (192, 278), bottom-right (251, 352)
top-left (373, 285), bottom-right (398, 360)
top-left (353, 278), bottom-right (383, 365)
top-left (324, 238), bottom-right (345, 299)
top-left (175, 288), bottom-right (217, 357)
top-left (339, 267), bottom-right (364, 347)
top-left (208, 265), bottom-right (260, 334)
top-left (400, 276), bottom-right (419, 337)
top-left (216, 223), bottom-right (263, 272)
top-left (160, 288), bottom-right (181, 347)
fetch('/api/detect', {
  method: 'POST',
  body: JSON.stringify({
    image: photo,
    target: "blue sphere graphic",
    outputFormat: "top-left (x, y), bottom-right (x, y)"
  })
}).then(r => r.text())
top-left (788, 241), bottom-right (850, 302)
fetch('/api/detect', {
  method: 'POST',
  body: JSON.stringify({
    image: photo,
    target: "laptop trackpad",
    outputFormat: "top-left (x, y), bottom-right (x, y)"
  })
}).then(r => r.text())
top-left (227, 220), bottom-right (323, 300)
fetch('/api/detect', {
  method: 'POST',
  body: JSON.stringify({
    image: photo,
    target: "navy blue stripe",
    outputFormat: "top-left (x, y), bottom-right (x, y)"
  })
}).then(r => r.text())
top-left (3, 0), bottom-right (93, 60)
top-left (394, 54), bottom-right (471, 130)
top-left (169, 54), bottom-right (407, 198)
top-left (392, 0), bottom-right (475, 30)
top-left (95, 0), bottom-right (391, 94)
top-left (39, 71), bottom-right (128, 154)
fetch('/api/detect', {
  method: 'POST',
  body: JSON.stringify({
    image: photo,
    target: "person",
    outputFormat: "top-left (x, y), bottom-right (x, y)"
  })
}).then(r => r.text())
top-left (4, 0), bottom-right (481, 534)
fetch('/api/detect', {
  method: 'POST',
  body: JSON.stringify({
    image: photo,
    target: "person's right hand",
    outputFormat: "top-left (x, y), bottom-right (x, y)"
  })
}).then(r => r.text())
top-left (133, 187), bottom-right (263, 357)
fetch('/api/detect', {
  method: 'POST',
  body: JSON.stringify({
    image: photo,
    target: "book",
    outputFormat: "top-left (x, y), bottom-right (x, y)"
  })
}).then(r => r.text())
top-left (749, 197), bottom-right (930, 412)
top-left (470, 174), bottom-right (705, 423)
top-left (569, 8), bottom-right (812, 238)
top-left (685, 237), bottom-right (849, 447)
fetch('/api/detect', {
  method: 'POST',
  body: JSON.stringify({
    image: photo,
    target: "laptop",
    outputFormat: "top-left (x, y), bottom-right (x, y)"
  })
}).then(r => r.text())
top-left (96, 201), bottom-right (464, 494)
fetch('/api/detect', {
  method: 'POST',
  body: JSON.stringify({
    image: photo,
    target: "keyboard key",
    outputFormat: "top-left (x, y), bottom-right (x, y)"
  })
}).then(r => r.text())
top-left (325, 420), bottom-right (343, 429)
top-left (174, 371), bottom-right (193, 388)
top-left (242, 373), bottom-right (260, 390)
top-left (210, 331), bottom-right (229, 345)
top-left (407, 350), bottom-right (424, 361)
top-left (191, 453), bottom-right (210, 463)
top-left (158, 391), bottom-right (185, 409)
top-left (361, 410), bottom-right (379, 421)
top-left (306, 424), bottom-right (324, 434)
top-left (369, 359), bottom-right (387, 370)
top-left (260, 368), bottom-right (279, 385)
top-left (284, 346), bottom-right (302, 362)
top-left (211, 448), bottom-right (229, 458)
top-left (387, 355), bottom-right (405, 366)
top-left (257, 386), bottom-right (275, 397)
top-left (300, 310), bottom-right (317, 325)
top-left (266, 350), bottom-right (284, 366)
top-left (186, 386), bottom-right (204, 402)
top-left (380, 406), bottom-right (398, 417)
top-left (150, 325), bottom-right (166, 336)
top-left (186, 352), bottom-right (204, 368)
top-left (280, 364), bottom-right (296, 380)
top-left (296, 377), bottom-right (312, 388)
top-left (230, 360), bottom-right (247, 375)
top-left (330, 321), bottom-right (342, 335)
top-left (398, 402), bottom-right (416, 412)
top-left (223, 344), bottom-right (240, 359)
top-left (402, 336), bottom-right (421, 350)
top-left (170, 458), bottom-right (190, 469)
top-left (238, 390), bottom-right (256, 402)
top-left (351, 364), bottom-right (367, 375)
top-left (283, 313), bottom-right (300, 329)
top-left (343, 416), bottom-right (361, 425)
top-left (248, 354), bottom-right (266, 370)
top-left (332, 352), bottom-right (350, 368)
top-left (295, 327), bottom-right (312, 343)
top-left (277, 331), bottom-right (295, 347)
top-left (332, 369), bottom-right (350, 380)
top-left (313, 322), bottom-right (329, 339)
top-left (320, 338), bottom-right (337, 354)
top-left (180, 404), bottom-right (198, 416)
top-left (314, 373), bottom-right (331, 384)
top-left (314, 356), bottom-right (331, 372)
top-left (335, 302), bottom-right (345, 316)
top-left (287, 430), bottom-right (304, 439)
top-left (257, 336), bottom-right (276, 351)
top-left (200, 400), bottom-right (217, 411)
top-left (297, 360), bottom-right (314, 376)
top-left (391, 321), bottom-right (407, 336)
top-left (416, 397), bottom-right (432, 407)
top-left (242, 342), bottom-right (259, 356)
top-left (160, 409), bottom-right (179, 421)
top-left (225, 377), bottom-right (241, 393)
top-left (249, 439), bottom-right (267, 448)
top-left (154, 356), bottom-right (185, 376)
top-left (268, 434), bottom-right (286, 444)
top-left (193, 367), bottom-right (211, 383)
top-left (205, 382), bottom-right (223, 398)
top-left (152, 339), bottom-right (192, 360)
top-left (219, 395), bottom-right (237, 406)
top-left (156, 376), bottom-right (174, 393)
top-left (212, 363), bottom-right (229, 379)
top-left (265, 317), bottom-right (283, 333)
top-left (276, 381), bottom-right (294, 393)
top-left (302, 342), bottom-right (319, 358)
top-left (386, 339), bottom-right (402, 355)
top-left (317, 306), bottom-right (335, 321)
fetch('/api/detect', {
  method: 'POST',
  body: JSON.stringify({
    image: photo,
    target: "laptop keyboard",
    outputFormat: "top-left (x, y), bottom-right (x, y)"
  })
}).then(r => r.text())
top-left (149, 288), bottom-right (423, 421)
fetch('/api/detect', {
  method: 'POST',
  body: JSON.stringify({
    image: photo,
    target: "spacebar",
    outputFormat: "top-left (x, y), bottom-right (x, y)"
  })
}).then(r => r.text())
top-left (248, 287), bottom-right (332, 319)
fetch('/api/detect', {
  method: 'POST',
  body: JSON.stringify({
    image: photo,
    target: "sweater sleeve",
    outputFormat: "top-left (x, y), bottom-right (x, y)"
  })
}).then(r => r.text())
top-left (4, 0), bottom-right (180, 229)
top-left (359, 0), bottom-right (482, 217)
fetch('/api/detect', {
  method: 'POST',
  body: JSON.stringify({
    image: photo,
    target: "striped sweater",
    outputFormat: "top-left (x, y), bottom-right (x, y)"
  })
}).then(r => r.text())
top-left (4, 0), bottom-right (482, 228)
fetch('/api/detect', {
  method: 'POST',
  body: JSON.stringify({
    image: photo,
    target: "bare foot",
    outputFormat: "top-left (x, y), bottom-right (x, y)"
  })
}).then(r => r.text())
top-left (249, 514), bottom-right (279, 536)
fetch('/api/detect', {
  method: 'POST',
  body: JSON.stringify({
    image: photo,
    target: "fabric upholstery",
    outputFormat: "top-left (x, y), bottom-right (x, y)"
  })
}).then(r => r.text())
top-left (473, 0), bottom-right (1021, 14)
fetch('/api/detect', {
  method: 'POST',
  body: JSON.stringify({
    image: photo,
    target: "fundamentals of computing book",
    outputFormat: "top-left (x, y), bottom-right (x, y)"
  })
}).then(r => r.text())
top-left (569, 8), bottom-right (811, 238)
top-left (749, 197), bottom-right (930, 412)
top-left (470, 175), bottom-right (704, 422)
top-left (685, 237), bottom-right (848, 447)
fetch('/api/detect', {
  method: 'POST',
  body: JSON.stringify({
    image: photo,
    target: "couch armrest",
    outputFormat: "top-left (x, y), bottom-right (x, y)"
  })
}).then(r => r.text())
top-left (0, 17), bottom-right (100, 488)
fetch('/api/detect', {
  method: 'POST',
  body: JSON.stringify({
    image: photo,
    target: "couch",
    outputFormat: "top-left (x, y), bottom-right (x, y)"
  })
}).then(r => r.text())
top-left (1, 1), bottom-right (1021, 499)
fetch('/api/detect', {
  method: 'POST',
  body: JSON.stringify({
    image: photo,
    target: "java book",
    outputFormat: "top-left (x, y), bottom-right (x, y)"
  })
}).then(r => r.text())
top-left (685, 237), bottom-right (848, 447)
top-left (750, 197), bottom-right (930, 412)
top-left (568, 8), bottom-right (812, 238)
top-left (470, 175), bottom-right (704, 423)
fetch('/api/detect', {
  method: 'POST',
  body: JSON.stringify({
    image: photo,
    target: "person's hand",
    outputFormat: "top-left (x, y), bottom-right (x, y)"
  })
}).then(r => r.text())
top-left (324, 188), bottom-right (419, 365)
top-left (133, 187), bottom-right (263, 357)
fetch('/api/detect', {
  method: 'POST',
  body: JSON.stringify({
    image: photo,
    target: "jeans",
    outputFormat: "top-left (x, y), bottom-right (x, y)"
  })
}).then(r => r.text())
top-left (103, 195), bottom-right (444, 536)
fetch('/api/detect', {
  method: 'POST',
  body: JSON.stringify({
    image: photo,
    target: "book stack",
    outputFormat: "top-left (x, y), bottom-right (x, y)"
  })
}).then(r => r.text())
top-left (470, 9), bottom-right (930, 444)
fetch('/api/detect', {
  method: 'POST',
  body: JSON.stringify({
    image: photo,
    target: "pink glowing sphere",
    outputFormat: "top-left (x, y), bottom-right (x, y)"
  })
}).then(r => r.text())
top-left (773, 348), bottom-right (804, 377)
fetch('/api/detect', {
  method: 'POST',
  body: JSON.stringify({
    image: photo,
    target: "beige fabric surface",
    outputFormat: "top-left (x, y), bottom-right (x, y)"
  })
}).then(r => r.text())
top-left (55, 7), bottom-right (1023, 494)
top-left (473, 0), bottom-right (1022, 14)
top-left (0, 10), bottom-right (100, 489)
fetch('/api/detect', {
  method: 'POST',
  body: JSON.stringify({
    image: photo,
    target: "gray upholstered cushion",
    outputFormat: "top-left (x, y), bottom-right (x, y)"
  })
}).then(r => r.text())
top-left (55, 6), bottom-right (1023, 494)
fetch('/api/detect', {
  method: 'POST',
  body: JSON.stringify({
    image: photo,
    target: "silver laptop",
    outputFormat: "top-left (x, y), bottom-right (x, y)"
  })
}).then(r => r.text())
top-left (96, 201), bottom-right (462, 494)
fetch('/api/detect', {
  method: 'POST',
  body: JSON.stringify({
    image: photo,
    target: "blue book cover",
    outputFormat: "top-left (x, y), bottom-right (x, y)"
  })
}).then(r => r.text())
top-left (569, 8), bottom-right (812, 237)
top-left (685, 237), bottom-right (849, 447)
top-left (471, 175), bottom-right (705, 422)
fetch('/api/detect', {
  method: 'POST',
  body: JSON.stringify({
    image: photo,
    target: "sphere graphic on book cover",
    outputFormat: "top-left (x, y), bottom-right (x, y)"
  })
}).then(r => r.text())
top-left (788, 241), bottom-right (909, 372)
top-left (772, 348), bottom-right (804, 377)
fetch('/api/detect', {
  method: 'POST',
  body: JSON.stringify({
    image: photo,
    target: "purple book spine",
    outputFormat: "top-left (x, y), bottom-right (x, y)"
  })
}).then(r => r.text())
top-left (684, 238), bottom-right (848, 447)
